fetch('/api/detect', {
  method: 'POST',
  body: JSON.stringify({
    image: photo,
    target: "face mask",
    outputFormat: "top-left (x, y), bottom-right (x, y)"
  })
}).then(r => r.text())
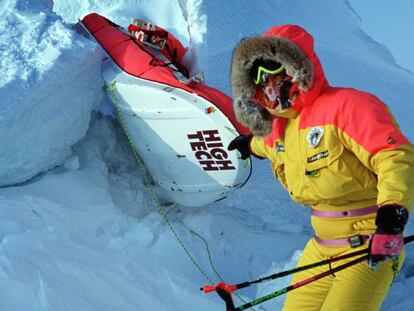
top-left (260, 71), bottom-right (293, 110)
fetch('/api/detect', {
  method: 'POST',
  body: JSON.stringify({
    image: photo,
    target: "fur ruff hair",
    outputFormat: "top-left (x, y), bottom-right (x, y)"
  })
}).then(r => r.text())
top-left (233, 98), bottom-right (274, 137)
top-left (230, 35), bottom-right (314, 136)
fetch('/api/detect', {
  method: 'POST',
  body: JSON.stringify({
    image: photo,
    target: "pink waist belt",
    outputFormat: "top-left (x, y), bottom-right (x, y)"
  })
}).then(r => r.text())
top-left (314, 235), bottom-right (373, 247)
top-left (311, 205), bottom-right (378, 218)
top-left (312, 205), bottom-right (378, 247)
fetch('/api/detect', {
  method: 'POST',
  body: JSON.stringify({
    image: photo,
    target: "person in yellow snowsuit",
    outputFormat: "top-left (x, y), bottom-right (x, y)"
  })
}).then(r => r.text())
top-left (228, 25), bottom-right (414, 310)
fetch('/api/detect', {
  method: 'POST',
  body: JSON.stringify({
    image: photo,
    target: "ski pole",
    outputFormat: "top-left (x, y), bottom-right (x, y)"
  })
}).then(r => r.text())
top-left (205, 246), bottom-right (369, 293)
top-left (234, 254), bottom-right (368, 310)
top-left (202, 234), bottom-right (414, 310)
top-left (202, 234), bottom-right (414, 293)
top-left (203, 254), bottom-right (367, 311)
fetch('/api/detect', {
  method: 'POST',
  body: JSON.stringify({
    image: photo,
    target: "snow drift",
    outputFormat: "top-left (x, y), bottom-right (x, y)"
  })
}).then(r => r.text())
top-left (0, 0), bottom-right (103, 186)
top-left (0, 0), bottom-right (413, 310)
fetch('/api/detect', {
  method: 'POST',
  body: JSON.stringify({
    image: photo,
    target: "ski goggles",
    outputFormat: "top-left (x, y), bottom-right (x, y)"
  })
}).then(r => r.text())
top-left (253, 64), bottom-right (285, 85)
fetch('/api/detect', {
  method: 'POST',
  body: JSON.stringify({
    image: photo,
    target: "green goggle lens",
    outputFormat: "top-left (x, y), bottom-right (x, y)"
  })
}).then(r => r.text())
top-left (253, 65), bottom-right (285, 85)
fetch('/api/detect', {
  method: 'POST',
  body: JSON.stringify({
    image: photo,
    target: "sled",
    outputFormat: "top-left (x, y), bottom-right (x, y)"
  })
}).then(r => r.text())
top-left (77, 13), bottom-right (251, 207)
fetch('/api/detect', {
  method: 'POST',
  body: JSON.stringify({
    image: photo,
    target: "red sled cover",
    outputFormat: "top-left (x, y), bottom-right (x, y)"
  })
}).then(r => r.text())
top-left (81, 13), bottom-right (249, 135)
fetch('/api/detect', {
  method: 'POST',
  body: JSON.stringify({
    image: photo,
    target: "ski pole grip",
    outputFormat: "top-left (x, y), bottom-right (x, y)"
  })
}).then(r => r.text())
top-left (201, 282), bottom-right (238, 294)
top-left (201, 285), bottom-right (217, 293)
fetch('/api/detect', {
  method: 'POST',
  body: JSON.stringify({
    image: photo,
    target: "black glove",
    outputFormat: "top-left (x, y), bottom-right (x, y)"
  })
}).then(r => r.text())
top-left (369, 204), bottom-right (409, 269)
top-left (227, 135), bottom-right (252, 160)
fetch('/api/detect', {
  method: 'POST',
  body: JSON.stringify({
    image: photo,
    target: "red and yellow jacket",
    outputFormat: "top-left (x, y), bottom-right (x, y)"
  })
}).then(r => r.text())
top-left (231, 25), bottom-right (414, 239)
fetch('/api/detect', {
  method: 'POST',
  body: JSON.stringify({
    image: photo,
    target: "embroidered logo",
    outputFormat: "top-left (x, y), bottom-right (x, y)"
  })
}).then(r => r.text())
top-left (307, 150), bottom-right (329, 163)
top-left (307, 127), bottom-right (324, 148)
top-left (276, 143), bottom-right (285, 153)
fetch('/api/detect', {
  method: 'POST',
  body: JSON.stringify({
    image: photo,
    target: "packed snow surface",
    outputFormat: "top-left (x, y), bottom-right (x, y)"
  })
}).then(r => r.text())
top-left (0, 0), bottom-right (413, 310)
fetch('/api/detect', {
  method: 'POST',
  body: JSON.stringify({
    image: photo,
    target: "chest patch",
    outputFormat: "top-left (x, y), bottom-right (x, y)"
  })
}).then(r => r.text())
top-left (276, 143), bottom-right (285, 153)
top-left (307, 127), bottom-right (324, 148)
top-left (307, 150), bottom-right (329, 163)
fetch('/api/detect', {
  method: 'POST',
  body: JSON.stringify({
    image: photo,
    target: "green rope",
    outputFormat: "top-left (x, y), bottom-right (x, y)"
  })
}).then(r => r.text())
top-left (108, 81), bottom-right (213, 284)
top-left (190, 229), bottom-right (258, 310)
top-left (164, 203), bottom-right (180, 218)
top-left (108, 81), bottom-right (257, 310)
top-left (190, 229), bottom-right (226, 282)
top-left (225, 126), bottom-right (239, 136)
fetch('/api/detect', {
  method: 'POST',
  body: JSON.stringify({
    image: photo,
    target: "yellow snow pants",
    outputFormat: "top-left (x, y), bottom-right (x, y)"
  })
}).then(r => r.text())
top-left (283, 238), bottom-right (404, 311)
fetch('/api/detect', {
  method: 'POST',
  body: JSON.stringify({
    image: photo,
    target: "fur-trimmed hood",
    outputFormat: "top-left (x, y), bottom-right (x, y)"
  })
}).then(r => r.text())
top-left (231, 25), bottom-right (328, 136)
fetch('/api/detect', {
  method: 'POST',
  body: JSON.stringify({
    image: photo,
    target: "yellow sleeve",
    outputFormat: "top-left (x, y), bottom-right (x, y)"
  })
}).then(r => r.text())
top-left (340, 133), bottom-right (414, 212)
top-left (371, 145), bottom-right (414, 211)
top-left (336, 93), bottom-right (414, 212)
top-left (250, 136), bottom-right (270, 159)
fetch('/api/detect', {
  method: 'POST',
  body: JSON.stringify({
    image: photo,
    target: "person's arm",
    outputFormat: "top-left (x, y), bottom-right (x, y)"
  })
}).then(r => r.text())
top-left (336, 90), bottom-right (414, 268)
top-left (336, 92), bottom-right (414, 210)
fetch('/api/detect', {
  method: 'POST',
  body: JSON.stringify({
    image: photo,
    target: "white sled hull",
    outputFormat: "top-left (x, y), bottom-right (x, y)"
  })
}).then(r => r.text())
top-left (102, 59), bottom-right (251, 207)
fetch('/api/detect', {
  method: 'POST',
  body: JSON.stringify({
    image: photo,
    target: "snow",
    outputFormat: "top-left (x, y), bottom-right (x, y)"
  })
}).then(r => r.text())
top-left (0, 0), bottom-right (103, 186)
top-left (348, 0), bottom-right (414, 74)
top-left (0, 0), bottom-right (413, 310)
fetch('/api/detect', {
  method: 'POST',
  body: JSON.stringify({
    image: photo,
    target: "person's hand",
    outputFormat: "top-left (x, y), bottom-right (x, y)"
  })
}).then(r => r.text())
top-left (227, 135), bottom-right (252, 160)
top-left (369, 234), bottom-right (404, 269)
top-left (369, 204), bottom-right (408, 269)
